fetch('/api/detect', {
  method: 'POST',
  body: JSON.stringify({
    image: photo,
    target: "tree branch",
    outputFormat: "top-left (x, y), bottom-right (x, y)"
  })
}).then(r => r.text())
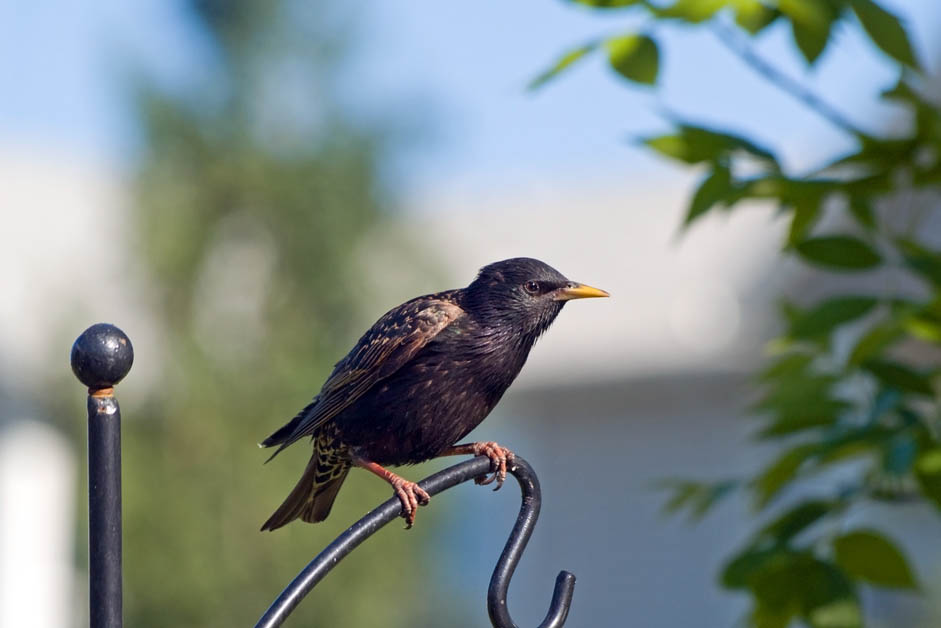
top-left (710, 21), bottom-right (868, 139)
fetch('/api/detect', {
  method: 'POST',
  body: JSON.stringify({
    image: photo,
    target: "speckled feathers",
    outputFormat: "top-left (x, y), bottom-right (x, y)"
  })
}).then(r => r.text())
top-left (260, 258), bottom-right (606, 530)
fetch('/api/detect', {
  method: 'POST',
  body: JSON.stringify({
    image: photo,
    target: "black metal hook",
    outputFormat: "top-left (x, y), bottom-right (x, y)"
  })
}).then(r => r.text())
top-left (254, 455), bottom-right (575, 628)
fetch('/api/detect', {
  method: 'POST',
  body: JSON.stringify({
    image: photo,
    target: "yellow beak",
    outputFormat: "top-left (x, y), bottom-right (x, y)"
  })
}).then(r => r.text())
top-left (554, 282), bottom-right (610, 301)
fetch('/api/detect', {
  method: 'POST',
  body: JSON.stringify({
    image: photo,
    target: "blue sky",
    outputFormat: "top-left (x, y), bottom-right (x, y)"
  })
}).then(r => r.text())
top-left (1, 0), bottom-right (938, 203)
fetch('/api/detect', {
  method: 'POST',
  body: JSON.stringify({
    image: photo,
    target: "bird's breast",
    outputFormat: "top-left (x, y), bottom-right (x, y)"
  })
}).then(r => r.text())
top-left (332, 327), bottom-right (531, 465)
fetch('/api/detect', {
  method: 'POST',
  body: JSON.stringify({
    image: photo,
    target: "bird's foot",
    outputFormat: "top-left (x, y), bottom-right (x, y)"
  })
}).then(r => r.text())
top-left (352, 454), bottom-right (431, 529)
top-left (391, 477), bottom-right (431, 529)
top-left (467, 441), bottom-right (516, 491)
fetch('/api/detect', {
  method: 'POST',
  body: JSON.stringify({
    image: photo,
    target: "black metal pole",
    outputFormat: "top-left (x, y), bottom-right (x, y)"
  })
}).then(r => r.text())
top-left (71, 323), bottom-right (133, 628)
top-left (255, 456), bottom-right (575, 628)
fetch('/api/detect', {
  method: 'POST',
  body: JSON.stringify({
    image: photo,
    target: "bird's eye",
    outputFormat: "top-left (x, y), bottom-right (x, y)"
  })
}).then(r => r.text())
top-left (524, 281), bottom-right (540, 294)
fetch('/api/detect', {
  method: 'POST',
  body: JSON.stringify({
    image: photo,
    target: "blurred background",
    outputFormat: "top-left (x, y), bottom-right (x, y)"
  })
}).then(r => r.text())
top-left (2, 1), bottom-right (940, 626)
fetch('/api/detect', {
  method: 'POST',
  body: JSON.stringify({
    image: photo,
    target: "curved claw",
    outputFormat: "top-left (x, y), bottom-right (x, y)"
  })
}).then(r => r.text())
top-left (392, 479), bottom-right (431, 528)
top-left (466, 441), bottom-right (516, 491)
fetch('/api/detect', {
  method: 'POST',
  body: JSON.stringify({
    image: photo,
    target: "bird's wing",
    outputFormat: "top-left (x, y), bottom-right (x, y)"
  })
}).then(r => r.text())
top-left (266, 295), bottom-right (464, 458)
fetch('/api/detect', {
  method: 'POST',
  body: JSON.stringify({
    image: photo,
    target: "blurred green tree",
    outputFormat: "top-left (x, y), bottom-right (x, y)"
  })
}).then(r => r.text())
top-left (117, 1), bottom-right (463, 625)
top-left (537, 2), bottom-right (940, 627)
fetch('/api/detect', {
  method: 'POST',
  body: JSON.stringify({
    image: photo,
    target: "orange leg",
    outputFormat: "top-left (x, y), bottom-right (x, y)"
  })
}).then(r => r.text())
top-left (440, 441), bottom-right (516, 491)
top-left (352, 455), bottom-right (430, 529)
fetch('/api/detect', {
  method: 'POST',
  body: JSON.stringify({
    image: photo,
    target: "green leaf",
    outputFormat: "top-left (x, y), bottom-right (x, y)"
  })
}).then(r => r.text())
top-left (915, 449), bottom-right (941, 510)
top-left (733, 0), bottom-right (780, 34)
top-left (829, 135), bottom-right (918, 171)
top-left (848, 322), bottom-right (903, 365)
top-left (778, 299), bottom-right (804, 328)
top-left (850, 0), bottom-right (919, 67)
top-left (750, 553), bottom-right (858, 622)
top-left (528, 43), bottom-right (597, 91)
top-left (790, 20), bottom-right (832, 64)
top-left (779, 177), bottom-right (839, 200)
top-left (750, 603), bottom-right (794, 628)
top-left (686, 164), bottom-right (733, 225)
top-left (880, 78), bottom-right (937, 139)
top-left (722, 547), bottom-right (796, 590)
top-left (741, 176), bottom-right (786, 199)
top-left (866, 387), bottom-right (901, 422)
top-left (833, 529), bottom-right (918, 589)
top-left (863, 360), bottom-right (934, 396)
top-left (752, 371), bottom-right (848, 439)
top-left (800, 562), bottom-right (859, 624)
top-left (903, 308), bottom-right (941, 343)
top-left (847, 198), bottom-right (876, 231)
top-left (659, 479), bottom-right (738, 520)
top-left (572, 0), bottom-right (641, 7)
top-left (754, 444), bottom-right (817, 508)
top-left (605, 34), bottom-right (659, 85)
top-left (816, 424), bottom-right (895, 466)
top-left (754, 365), bottom-right (849, 437)
top-left (760, 352), bottom-right (815, 381)
top-left (882, 76), bottom-right (923, 104)
top-left (808, 598), bottom-right (863, 628)
top-left (882, 431), bottom-right (917, 475)
top-left (780, 0), bottom-right (838, 63)
top-left (651, 0), bottom-right (727, 22)
top-left (680, 124), bottom-right (778, 163)
top-left (753, 371), bottom-right (839, 414)
top-left (897, 238), bottom-right (941, 287)
top-left (795, 235), bottom-right (882, 271)
top-left (660, 480), bottom-right (701, 514)
top-left (642, 123), bottom-right (778, 166)
top-left (757, 499), bottom-right (835, 543)
top-left (844, 170), bottom-right (894, 197)
top-left (787, 198), bottom-right (822, 246)
top-left (788, 296), bottom-right (878, 339)
top-left (758, 403), bottom-right (846, 437)
top-left (643, 135), bottom-right (690, 161)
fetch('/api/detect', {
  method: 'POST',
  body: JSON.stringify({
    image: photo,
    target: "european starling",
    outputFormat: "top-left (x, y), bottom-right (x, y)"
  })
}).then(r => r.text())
top-left (260, 257), bottom-right (608, 530)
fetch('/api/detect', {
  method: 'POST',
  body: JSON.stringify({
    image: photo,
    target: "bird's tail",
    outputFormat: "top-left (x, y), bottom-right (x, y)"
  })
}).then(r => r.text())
top-left (260, 438), bottom-right (350, 531)
top-left (259, 398), bottom-right (318, 461)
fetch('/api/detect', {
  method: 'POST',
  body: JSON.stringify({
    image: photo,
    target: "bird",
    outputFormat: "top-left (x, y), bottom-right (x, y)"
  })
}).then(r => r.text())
top-left (260, 257), bottom-right (608, 530)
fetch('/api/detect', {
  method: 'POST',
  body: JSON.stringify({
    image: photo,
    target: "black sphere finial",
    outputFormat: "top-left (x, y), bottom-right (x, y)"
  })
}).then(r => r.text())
top-left (71, 323), bottom-right (134, 389)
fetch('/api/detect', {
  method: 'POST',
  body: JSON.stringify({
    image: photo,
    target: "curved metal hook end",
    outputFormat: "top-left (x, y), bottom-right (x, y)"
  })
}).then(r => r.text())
top-left (487, 458), bottom-right (575, 628)
top-left (543, 571), bottom-right (576, 628)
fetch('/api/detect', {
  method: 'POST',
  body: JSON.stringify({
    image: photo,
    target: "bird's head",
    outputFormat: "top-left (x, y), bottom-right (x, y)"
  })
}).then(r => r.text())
top-left (464, 257), bottom-right (609, 340)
